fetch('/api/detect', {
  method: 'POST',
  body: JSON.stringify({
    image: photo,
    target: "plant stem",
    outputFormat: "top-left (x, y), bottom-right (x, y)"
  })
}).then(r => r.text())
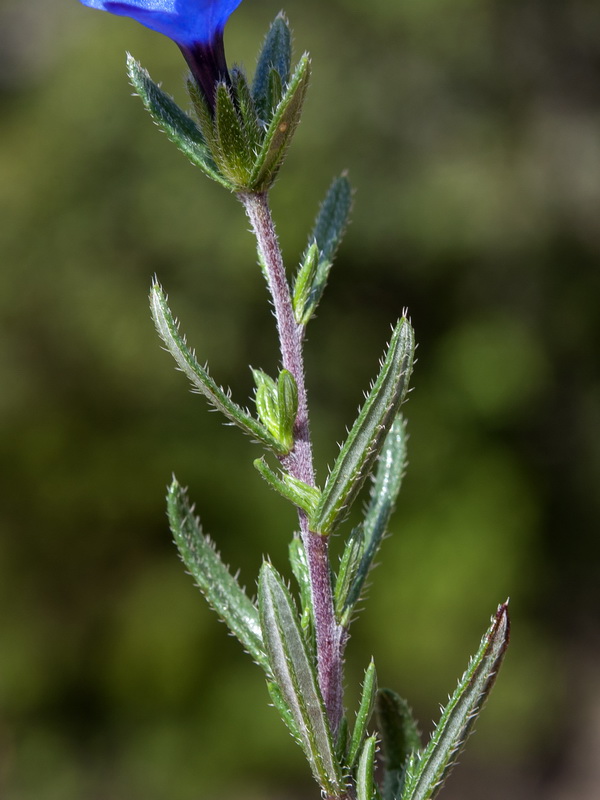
top-left (239, 191), bottom-right (313, 485)
top-left (239, 190), bottom-right (344, 735)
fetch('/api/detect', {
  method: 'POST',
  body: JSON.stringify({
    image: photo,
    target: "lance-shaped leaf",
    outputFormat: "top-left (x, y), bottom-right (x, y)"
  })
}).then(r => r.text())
top-left (294, 175), bottom-right (353, 325)
top-left (150, 281), bottom-right (284, 454)
top-left (338, 416), bottom-right (408, 625)
top-left (288, 537), bottom-right (314, 646)
top-left (334, 524), bottom-right (365, 624)
top-left (253, 13), bottom-right (292, 121)
top-left (292, 242), bottom-right (319, 323)
top-left (126, 55), bottom-right (230, 189)
top-left (356, 735), bottom-right (379, 800)
top-left (376, 689), bottom-right (421, 800)
top-left (347, 660), bottom-right (378, 769)
top-left (267, 680), bottom-right (302, 743)
top-left (335, 716), bottom-right (349, 763)
top-left (254, 457), bottom-right (321, 515)
top-left (311, 174), bottom-right (353, 270)
top-left (258, 563), bottom-right (344, 796)
top-left (167, 479), bottom-right (269, 673)
top-left (248, 54), bottom-right (311, 191)
top-left (310, 319), bottom-right (415, 535)
top-left (401, 603), bottom-right (510, 800)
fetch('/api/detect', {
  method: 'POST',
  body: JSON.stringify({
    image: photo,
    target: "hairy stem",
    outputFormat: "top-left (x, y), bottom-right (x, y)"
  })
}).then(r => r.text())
top-left (239, 191), bottom-right (313, 484)
top-left (239, 190), bottom-right (344, 735)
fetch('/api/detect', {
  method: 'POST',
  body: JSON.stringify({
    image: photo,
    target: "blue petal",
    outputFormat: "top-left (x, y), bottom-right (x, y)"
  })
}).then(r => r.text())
top-left (80, 0), bottom-right (243, 45)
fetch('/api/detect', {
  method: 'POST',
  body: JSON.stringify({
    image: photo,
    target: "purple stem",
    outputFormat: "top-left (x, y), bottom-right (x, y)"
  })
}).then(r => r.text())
top-left (239, 191), bottom-right (344, 736)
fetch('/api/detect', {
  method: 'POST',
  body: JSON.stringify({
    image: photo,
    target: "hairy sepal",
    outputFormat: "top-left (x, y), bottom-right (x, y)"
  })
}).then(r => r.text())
top-left (258, 563), bottom-right (344, 796)
top-left (231, 67), bottom-right (262, 156)
top-left (310, 319), bottom-right (415, 535)
top-left (253, 13), bottom-right (292, 122)
top-left (400, 604), bottom-right (510, 800)
top-left (249, 54), bottom-right (311, 191)
top-left (214, 82), bottom-right (254, 185)
top-left (126, 55), bottom-right (231, 189)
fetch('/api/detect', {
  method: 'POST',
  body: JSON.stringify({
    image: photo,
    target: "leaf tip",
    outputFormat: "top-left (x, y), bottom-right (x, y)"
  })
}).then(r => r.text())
top-left (493, 601), bottom-right (511, 647)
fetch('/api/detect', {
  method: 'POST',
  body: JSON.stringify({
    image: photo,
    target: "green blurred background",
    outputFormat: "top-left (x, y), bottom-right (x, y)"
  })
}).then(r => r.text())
top-left (1, 0), bottom-right (599, 798)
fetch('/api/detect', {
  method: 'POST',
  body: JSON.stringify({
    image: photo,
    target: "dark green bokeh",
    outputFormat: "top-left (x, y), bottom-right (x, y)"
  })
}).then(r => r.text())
top-left (1, 0), bottom-right (599, 798)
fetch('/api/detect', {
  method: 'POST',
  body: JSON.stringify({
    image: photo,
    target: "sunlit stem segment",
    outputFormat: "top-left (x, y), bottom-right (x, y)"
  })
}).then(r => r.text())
top-left (239, 190), bottom-right (344, 735)
top-left (239, 191), bottom-right (313, 483)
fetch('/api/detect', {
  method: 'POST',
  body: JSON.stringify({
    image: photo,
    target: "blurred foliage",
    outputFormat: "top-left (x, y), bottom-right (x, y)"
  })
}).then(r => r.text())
top-left (1, 0), bottom-right (599, 798)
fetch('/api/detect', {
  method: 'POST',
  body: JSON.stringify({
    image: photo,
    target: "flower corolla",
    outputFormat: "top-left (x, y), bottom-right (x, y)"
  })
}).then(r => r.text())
top-left (79, 0), bottom-right (244, 107)
top-left (79, 0), bottom-right (243, 46)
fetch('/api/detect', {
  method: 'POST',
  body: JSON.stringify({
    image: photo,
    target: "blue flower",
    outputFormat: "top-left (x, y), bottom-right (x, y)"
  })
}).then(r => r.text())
top-left (80, 0), bottom-right (244, 107)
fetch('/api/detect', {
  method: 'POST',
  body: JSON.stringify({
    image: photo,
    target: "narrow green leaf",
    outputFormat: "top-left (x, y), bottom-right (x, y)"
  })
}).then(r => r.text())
top-left (254, 458), bottom-right (321, 514)
top-left (126, 54), bottom-right (230, 188)
top-left (347, 660), bottom-right (378, 769)
top-left (334, 525), bottom-right (365, 625)
top-left (288, 537), bottom-right (314, 645)
top-left (167, 478), bottom-right (269, 673)
top-left (376, 689), bottom-right (421, 800)
top-left (292, 242), bottom-right (320, 323)
top-left (258, 563), bottom-right (343, 795)
top-left (297, 175), bottom-right (353, 324)
top-left (267, 680), bottom-right (302, 743)
top-left (401, 603), bottom-right (510, 800)
top-left (341, 416), bottom-right (409, 622)
top-left (311, 319), bottom-right (415, 535)
top-left (335, 716), bottom-right (349, 763)
top-left (252, 13), bottom-right (292, 121)
top-left (150, 282), bottom-right (284, 454)
top-left (214, 82), bottom-right (253, 184)
top-left (249, 54), bottom-right (311, 191)
top-left (311, 174), bottom-right (353, 265)
top-left (356, 735), bottom-right (378, 800)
